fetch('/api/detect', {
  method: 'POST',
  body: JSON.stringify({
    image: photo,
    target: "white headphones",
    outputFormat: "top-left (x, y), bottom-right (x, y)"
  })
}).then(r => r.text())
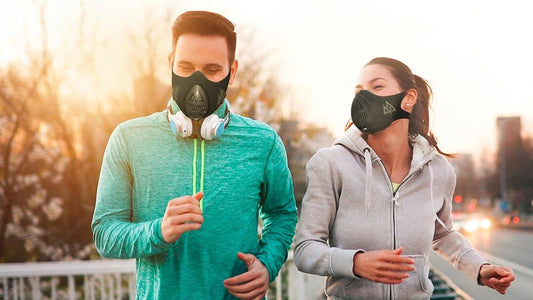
top-left (167, 99), bottom-right (230, 140)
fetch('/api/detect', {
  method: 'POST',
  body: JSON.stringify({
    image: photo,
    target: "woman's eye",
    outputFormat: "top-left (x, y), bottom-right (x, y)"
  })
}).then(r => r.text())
top-left (373, 85), bottom-right (383, 90)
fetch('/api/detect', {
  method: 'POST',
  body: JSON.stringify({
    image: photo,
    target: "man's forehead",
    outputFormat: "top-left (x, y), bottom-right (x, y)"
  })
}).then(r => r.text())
top-left (174, 34), bottom-right (229, 65)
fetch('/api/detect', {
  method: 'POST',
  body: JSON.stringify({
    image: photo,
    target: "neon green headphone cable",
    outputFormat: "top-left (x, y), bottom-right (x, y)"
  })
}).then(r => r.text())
top-left (192, 139), bottom-right (205, 211)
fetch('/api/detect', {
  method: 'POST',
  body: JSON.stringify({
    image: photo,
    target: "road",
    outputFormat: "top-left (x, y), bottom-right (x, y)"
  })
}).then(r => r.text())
top-left (430, 227), bottom-right (533, 300)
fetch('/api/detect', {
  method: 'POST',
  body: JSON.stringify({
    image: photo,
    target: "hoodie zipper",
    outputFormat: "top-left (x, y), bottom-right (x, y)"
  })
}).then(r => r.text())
top-left (376, 160), bottom-right (425, 300)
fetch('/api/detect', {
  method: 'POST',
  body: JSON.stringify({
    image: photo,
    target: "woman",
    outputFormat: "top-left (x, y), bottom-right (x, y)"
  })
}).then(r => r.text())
top-left (294, 57), bottom-right (514, 299)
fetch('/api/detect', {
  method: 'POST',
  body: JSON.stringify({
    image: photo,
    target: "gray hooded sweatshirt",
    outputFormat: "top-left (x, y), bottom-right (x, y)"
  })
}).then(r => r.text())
top-left (294, 127), bottom-right (488, 300)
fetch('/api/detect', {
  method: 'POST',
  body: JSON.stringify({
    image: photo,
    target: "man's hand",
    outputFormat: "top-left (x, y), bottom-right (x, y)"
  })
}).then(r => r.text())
top-left (160, 192), bottom-right (203, 244)
top-left (479, 264), bottom-right (515, 294)
top-left (223, 252), bottom-right (269, 300)
top-left (353, 247), bottom-right (415, 284)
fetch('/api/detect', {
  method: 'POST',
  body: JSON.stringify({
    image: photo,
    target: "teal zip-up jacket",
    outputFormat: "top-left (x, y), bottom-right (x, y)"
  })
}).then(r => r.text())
top-left (91, 101), bottom-right (297, 299)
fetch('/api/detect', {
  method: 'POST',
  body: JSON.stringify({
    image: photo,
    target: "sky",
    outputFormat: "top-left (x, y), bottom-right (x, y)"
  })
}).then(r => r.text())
top-left (1, 0), bottom-right (532, 160)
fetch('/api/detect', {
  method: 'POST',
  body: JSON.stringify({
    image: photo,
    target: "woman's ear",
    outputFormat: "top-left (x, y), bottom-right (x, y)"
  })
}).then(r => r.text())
top-left (402, 89), bottom-right (418, 112)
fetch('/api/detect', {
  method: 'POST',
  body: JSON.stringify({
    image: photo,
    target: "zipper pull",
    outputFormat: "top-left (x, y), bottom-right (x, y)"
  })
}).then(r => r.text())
top-left (391, 192), bottom-right (400, 206)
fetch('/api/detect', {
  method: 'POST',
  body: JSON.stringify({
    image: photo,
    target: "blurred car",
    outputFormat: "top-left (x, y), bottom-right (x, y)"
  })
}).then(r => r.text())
top-left (452, 212), bottom-right (492, 233)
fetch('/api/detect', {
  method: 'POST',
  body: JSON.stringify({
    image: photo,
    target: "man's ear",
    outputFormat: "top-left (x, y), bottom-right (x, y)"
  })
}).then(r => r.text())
top-left (402, 88), bottom-right (418, 112)
top-left (229, 59), bottom-right (239, 85)
top-left (168, 51), bottom-right (174, 70)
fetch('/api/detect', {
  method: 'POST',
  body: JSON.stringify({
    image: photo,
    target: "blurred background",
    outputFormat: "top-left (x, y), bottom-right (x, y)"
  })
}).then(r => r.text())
top-left (1, 0), bottom-right (532, 299)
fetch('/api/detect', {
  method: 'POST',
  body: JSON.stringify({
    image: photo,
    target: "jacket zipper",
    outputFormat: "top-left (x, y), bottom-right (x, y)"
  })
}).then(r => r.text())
top-left (376, 160), bottom-right (425, 300)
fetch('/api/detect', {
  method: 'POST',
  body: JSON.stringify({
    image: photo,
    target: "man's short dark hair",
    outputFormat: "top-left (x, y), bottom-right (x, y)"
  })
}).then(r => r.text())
top-left (172, 11), bottom-right (237, 63)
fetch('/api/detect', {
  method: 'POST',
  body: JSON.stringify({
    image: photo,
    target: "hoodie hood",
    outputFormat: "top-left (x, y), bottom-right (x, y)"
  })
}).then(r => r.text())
top-left (334, 126), bottom-right (438, 216)
top-left (334, 126), bottom-right (437, 166)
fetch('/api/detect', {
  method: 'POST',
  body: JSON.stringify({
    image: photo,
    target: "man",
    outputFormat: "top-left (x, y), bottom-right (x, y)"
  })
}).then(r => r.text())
top-left (92, 10), bottom-right (297, 299)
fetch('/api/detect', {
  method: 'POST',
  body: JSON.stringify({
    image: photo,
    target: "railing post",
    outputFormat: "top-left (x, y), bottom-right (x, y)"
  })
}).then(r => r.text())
top-left (68, 275), bottom-right (75, 300)
top-left (115, 273), bottom-right (122, 299)
top-left (51, 277), bottom-right (58, 300)
top-left (88, 275), bottom-right (95, 300)
top-left (2, 277), bottom-right (7, 300)
top-left (98, 274), bottom-right (105, 299)
top-left (275, 273), bottom-right (282, 300)
top-left (288, 262), bottom-right (306, 300)
top-left (83, 275), bottom-right (89, 299)
top-left (19, 277), bottom-right (24, 299)
top-left (128, 273), bottom-right (136, 299)
top-left (31, 276), bottom-right (40, 300)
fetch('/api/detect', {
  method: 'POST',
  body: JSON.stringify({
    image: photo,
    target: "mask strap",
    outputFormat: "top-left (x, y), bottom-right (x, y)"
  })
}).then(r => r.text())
top-left (166, 99), bottom-right (173, 122)
top-left (223, 105), bottom-right (231, 129)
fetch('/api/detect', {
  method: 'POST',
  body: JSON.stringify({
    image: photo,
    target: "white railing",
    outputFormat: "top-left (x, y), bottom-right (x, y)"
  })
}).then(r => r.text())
top-left (0, 259), bottom-right (136, 299)
top-left (0, 252), bottom-right (325, 300)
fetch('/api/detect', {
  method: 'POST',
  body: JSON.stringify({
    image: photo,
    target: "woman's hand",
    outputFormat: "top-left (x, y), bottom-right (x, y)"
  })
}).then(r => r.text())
top-left (353, 247), bottom-right (415, 284)
top-left (479, 264), bottom-right (515, 294)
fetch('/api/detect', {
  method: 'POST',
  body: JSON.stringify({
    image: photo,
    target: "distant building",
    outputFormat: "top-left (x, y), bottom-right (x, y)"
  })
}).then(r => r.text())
top-left (496, 116), bottom-right (528, 212)
top-left (497, 117), bottom-right (522, 150)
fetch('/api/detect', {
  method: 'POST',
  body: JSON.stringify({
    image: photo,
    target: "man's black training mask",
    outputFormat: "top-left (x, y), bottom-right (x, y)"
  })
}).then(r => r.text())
top-left (172, 70), bottom-right (231, 120)
top-left (351, 90), bottom-right (409, 134)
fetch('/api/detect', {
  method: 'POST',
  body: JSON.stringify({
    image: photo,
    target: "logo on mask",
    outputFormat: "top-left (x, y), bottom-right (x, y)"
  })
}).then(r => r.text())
top-left (383, 101), bottom-right (396, 115)
top-left (184, 85), bottom-right (209, 117)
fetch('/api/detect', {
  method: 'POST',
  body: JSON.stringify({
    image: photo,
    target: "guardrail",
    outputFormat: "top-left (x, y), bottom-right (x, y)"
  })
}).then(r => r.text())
top-left (0, 253), bottom-right (471, 300)
top-left (0, 251), bottom-right (320, 300)
top-left (0, 259), bottom-right (136, 299)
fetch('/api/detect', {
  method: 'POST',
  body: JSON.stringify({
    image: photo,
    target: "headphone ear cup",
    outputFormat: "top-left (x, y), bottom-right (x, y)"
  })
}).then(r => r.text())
top-left (201, 114), bottom-right (225, 140)
top-left (170, 111), bottom-right (193, 137)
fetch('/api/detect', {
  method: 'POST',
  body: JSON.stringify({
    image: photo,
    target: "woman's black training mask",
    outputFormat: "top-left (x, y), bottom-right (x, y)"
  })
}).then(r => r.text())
top-left (351, 90), bottom-right (409, 134)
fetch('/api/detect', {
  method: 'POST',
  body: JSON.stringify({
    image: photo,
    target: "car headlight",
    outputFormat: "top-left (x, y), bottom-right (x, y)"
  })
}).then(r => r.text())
top-left (465, 220), bottom-right (479, 232)
top-left (480, 218), bottom-right (491, 229)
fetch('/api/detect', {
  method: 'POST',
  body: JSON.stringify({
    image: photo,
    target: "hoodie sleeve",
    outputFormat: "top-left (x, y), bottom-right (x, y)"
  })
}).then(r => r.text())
top-left (91, 126), bottom-right (173, 259)
top-left (255, 133), bottom-right (298, 283)
top-left (294, 151), bottom-right (361, 278)
top-left (432, 160), bottom-right (488, 283)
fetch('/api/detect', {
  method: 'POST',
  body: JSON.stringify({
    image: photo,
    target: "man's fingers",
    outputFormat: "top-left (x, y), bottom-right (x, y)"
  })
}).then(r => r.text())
top-left (166, 203), bottom-right (203, 217)
top-left (224, 270), bottom-right (255, 286)
top-left (166, 213), bottom-right (204, 225)
top-left (226, 287), bottom-right (264, 300)
top-left (193, 191), bottom-right (204, 200)
top-left (225, 276), bottom-right (266, 300)
top-left (224, 274), bottom-right (263, 293)
top-left (168, 195), bottom-right (203, 207)
top-left (237, 252), bottom-right (256, 267)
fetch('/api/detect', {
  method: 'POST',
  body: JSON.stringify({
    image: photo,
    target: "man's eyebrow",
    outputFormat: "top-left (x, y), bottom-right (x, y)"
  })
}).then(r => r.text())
top-left (176, 60), bottom-right (193, 65)
top-left (203, 63), bottom-right (223, 69)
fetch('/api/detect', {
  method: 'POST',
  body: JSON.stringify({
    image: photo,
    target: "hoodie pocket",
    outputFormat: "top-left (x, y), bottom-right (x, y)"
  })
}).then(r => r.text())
top-left (396, 255), bottom-right (433, 297)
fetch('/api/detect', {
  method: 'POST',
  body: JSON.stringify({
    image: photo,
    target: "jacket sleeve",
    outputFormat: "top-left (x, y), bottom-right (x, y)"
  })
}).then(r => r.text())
top-left (432, 161), bottom-right (488, 283)
top-left (255, 133), bottom-right (298, 283)
top-left (91, 126), bottom-right (173, 259)
top-left (293, 151), bottom-right (360, 279)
